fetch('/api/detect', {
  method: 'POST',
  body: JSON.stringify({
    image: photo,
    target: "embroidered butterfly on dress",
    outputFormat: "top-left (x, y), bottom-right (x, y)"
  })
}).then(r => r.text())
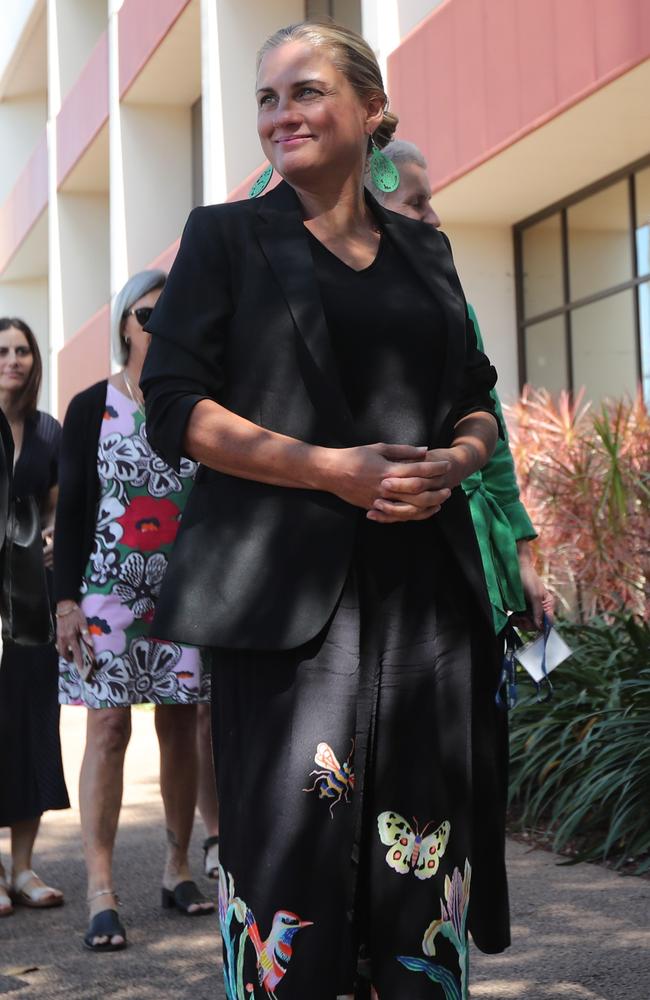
top-left (303, 741), bottom-right (355, 817)
top-left (377, 812), bottom-right (450, 880)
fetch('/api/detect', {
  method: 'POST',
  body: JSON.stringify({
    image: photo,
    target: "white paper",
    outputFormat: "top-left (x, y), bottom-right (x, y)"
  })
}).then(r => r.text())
top-left (514, 627), bottom-right (572, 683)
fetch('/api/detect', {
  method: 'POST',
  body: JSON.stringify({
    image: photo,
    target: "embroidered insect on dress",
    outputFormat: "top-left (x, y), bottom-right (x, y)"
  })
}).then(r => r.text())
top-left (59, 383), bottom-right (206, 707)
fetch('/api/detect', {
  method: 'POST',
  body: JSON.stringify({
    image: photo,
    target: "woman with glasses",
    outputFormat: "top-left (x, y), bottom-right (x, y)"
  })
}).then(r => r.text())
top-left (54, 270), bottom-right (215, 953)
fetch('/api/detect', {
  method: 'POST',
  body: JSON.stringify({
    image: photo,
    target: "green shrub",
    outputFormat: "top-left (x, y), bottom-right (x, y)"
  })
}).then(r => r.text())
top-left (508, 614), bottom-right (650, 871)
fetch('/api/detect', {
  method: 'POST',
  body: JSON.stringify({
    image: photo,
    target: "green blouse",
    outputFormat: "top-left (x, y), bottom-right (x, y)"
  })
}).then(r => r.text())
top-left (461, 305), bottom-right (536, 633)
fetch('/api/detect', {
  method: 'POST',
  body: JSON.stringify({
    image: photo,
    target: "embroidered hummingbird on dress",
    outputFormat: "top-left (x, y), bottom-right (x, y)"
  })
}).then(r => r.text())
top-left (245, 907), bottom-right (313, 998)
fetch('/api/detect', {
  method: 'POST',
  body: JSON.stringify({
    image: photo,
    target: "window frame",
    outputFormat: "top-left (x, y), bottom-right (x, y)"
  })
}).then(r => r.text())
top-left (514, 154), bottom-right (650, 393)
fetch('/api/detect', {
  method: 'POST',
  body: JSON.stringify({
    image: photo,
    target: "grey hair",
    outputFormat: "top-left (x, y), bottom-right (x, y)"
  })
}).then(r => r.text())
top-left (111, 269), bottom-right (166, 364)
top-left (366, 139), bottom-right (428, 202)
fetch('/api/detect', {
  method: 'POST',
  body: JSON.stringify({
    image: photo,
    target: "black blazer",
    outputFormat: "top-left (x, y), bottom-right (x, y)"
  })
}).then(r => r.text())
top-left (142, 182), bottom-right (498, 650)
top-left (53, 380), bottom-right (108, 604)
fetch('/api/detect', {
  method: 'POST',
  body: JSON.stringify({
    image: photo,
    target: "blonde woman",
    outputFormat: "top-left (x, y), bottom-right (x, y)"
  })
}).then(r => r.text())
top-left (143, 23), bottom-right (506, 1000)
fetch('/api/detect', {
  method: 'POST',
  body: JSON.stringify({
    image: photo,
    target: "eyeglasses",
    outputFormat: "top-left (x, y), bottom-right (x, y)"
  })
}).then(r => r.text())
top-left (124, 306), bottom-right (154, 327)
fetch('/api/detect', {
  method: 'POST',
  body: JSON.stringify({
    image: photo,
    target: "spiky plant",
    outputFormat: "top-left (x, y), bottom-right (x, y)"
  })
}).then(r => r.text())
top-left (506, 387), bottom-right (650, 621)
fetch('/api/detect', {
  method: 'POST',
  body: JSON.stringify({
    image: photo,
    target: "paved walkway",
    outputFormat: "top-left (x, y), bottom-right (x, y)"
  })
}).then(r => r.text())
top-left (1, 707), bottom-right (648, 999)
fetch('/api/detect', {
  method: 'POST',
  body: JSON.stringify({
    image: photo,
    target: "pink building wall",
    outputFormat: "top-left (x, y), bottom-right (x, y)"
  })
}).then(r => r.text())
top-left (0, 131), bottom-right (48, 275)
top-left (58, 305), bottom-right (111, 416)
top-left (388, 0), bottom-right (650, 192)
top-left (57, 32), bottom-right (109, 186)
top-left (119, 0), bottom-right (192, 96)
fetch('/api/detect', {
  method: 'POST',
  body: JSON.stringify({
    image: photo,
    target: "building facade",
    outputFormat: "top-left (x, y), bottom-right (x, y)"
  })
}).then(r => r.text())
top-left (1, 0), bottom-right (649, 416)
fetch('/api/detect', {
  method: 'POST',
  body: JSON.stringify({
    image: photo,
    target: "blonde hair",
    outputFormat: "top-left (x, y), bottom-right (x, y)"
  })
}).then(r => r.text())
top-left (257, 21), bottom-right (398, 148)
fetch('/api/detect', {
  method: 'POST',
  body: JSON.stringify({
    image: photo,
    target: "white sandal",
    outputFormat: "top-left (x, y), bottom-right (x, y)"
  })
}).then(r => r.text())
top-left (0, 873), bottom-right (13, 916)
top-left (11, 869), bottom-right (64, 909)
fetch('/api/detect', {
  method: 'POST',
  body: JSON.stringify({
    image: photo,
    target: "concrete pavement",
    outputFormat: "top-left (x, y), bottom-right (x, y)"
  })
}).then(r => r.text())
top-left (1, 706), bottom-right (648, 999)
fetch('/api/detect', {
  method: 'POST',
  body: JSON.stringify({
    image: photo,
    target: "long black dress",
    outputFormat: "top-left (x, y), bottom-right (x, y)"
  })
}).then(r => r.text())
top-left (0, 411), bottom-right (69, 826)
top-left (211, 234), bottom-right (507, 1000)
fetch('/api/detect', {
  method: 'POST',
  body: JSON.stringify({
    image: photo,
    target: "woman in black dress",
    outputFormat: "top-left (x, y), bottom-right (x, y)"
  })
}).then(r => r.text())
top-left (0, 318), bottom-right (69, 916)
top-left (142, 22), bottom-right (508, 999)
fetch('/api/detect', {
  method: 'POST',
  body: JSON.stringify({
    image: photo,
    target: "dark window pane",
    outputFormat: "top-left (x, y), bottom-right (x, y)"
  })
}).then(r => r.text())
top-left (571, 291), bottom-right (637, 402)
top-left (567, 180), bottom-right (632, 300)
top-left (640, 281), bottom-right (650, 405)
top-left (524, 317), bottom-right (567, 393)
top-left (636, 167), bottom-right (650, 278)
top-left (521, 214), bottom-right (563, 318)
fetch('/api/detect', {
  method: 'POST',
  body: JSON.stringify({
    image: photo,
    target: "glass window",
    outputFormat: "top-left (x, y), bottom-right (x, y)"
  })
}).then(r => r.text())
top-left (571, 291), bottom-right (637, 401)
top-left (524, 317), bottom-right (567, 394)
top-left (640, 281), bottom-right (650, 405)
top-left (567, 181), bottom-right (632, 300)
top-left (635, 167), bottom-right (650, 278)
top-left (521, 214), bottom-right (563, 318)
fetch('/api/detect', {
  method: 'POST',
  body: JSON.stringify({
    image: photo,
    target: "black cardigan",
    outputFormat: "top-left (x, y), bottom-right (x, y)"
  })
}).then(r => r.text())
top-left (53, 380), bottom-right (107, 604)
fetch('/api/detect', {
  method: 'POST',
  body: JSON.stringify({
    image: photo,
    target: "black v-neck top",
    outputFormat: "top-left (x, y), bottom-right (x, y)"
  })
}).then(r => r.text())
top-left (12, 410), bottom-right (61, 502)
top-left (307, 229), bottom-right (446, 446)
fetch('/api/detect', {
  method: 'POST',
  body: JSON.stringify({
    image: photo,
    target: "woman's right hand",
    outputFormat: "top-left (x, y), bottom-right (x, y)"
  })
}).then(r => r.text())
top-left (55, 601), bottom-right (91, 673)
top-left (321, 443), bottom-right (453, 523)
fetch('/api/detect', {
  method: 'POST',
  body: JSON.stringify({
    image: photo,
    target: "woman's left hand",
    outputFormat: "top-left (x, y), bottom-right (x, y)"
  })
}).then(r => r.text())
top-left (42, 528), bottom-right (54, 569)
top-left (516, 540), bottom-right (554, 629)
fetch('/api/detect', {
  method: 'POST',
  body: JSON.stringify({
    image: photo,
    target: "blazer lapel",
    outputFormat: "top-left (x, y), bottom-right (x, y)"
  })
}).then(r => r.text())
top-left (370, 193), bottom-right (467, 444)
top-left (254, 183), bottom-right (355, 444)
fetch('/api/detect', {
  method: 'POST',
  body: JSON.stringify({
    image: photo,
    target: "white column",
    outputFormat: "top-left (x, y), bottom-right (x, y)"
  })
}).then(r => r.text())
top-left (46, 0), bottom-right (63, 416)
top-left (200, 0), bottom-right (228, 205)
top-left (361, 0), bottom-right (400, 86)
top-left (108, 0), bottom-right (128, 372)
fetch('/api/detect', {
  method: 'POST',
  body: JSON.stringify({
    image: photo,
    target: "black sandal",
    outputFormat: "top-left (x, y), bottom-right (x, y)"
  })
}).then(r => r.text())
top-left (83, 909), bottom-right (127, 952)
top-left (161, 880), bottom-right (215, 916)
top-left (202, 835), bottom-right (220, 879)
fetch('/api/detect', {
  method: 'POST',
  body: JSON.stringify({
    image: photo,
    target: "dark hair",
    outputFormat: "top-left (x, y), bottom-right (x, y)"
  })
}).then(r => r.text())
top-left (0, 317), bottom-right (43, 417)
top-left (258, 21), bottom-right (399, 149)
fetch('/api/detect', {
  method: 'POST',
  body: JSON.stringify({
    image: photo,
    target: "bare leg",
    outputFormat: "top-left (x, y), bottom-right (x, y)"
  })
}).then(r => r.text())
top-left (0, 854), bottom-right (10, 915)
top-left (196, 702), bottom-right (219, 875)
top-left (79, 707), bottom-right (131, 945)
top-left (155, 703), bottom-right (212, 912)
top-left (11, 816), bottom-right (63, 903)
top-left (10, 816), bottom-right (39, 872)
top-left (196, 702), bottom-right (219, 834)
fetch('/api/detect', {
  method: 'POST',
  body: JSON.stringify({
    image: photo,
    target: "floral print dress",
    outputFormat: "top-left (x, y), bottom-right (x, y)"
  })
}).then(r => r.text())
top-left (59, 383), bottom-right (208, 708)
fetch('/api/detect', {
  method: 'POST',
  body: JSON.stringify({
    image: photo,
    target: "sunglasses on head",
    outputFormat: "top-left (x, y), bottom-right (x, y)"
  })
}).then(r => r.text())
top-left (124, 306), bottom-right (154, 327)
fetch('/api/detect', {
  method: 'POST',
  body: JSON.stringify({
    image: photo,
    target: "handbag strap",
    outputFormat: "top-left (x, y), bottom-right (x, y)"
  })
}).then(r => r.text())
top-left (495, 613), bottom-right (554, 711)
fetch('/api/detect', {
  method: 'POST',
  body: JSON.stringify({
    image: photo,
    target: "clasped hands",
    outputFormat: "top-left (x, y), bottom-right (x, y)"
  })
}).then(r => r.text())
top-left (331, 442), bottom-right (472, 524)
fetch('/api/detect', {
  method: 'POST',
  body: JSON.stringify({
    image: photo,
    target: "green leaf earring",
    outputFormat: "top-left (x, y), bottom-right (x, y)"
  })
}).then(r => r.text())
top-left (249, 164), bottom-right (273, 198)
top-left (369, 139), bottom-right (400, 193)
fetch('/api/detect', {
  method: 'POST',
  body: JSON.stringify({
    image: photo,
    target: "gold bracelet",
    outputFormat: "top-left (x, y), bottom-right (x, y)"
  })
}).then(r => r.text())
top-left (55, 604), bottom-right (78, 618)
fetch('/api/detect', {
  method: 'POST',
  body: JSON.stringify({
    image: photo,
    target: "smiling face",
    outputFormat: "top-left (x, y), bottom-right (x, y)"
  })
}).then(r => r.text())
top-left (256, 40), bottom-right (383, 189)
top-left (0, 326), bottom-right (34, 397)
top-left (383, 161), bottom-right (440, 227)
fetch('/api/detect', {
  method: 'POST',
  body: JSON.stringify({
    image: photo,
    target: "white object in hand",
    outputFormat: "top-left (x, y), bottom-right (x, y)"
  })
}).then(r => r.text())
top-left (514, 627), bottom-right (572, 684)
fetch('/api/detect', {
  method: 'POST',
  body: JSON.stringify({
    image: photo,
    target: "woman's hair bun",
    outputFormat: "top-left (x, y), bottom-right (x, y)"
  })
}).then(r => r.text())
top-left (374, 109), bottom-right (399, 149)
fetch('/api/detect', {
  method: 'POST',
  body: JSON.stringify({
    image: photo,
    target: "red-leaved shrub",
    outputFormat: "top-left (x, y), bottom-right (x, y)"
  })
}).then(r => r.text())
top-left (506, 386), bottom-right (650, 621)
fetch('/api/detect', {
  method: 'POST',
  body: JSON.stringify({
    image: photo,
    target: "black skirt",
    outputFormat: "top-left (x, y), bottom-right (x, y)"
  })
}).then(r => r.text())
top-left (211, 521), bottom-right (509, 1000)
top-left (0, 641), bottom-right (70, 827)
